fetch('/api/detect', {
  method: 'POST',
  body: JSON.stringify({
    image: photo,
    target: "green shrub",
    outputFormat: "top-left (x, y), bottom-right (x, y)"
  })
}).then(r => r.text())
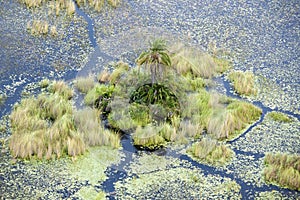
top-left (263, 153), bottom-right (300, 191)
top-left (84, 84), bottom-right (114, 112)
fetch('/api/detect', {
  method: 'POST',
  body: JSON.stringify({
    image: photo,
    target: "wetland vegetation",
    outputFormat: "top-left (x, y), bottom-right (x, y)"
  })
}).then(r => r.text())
top-left (1, 0), bottom-right (299, 199)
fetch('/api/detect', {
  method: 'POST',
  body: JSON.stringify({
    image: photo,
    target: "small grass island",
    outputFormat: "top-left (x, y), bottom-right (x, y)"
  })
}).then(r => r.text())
top-left (9, 39), bottom-right (262, 168)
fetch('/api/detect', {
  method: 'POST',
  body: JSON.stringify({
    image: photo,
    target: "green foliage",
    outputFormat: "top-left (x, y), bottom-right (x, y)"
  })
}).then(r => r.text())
top-left (267, 111), bottom-right (292, 123)
top-left (187, 138), bottom-right (234, 166)
top-left (84, 84), bottom-right (115, 113)
top-left (129, 103), bottom-right (150, 126)
top-left (263, 153), bottom-right (300, 191)
top-left (228, 70), bottom-right (257, 96)
top-left (136, 39), bottom-right (172, 84)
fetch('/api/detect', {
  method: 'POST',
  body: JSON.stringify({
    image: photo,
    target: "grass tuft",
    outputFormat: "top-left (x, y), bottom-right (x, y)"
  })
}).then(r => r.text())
top-left (75, 76), bottom-right (95, 94)
top-left (9, 80), bottom-right (119, 160)
top-left (228, 70), bottom-right (257, 96)
top-left (133, 125), bottom-right (166, 150)
top-left (187, 138), bottom-right (234, 166)
top-left (263, 153), bottom-right (300, 191)
top-left (267, 111), bottom-right (293, 123)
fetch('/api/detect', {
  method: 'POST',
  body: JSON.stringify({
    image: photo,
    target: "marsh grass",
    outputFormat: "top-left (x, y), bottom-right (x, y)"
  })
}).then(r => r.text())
top-left (49, 80), bottom-right (74, 100)
top-left (109, 61), bottom-right (129, 84)
top-left (39, 78), bottom-right (50, 88)
top-left (267, 111), bottom-right (293, 123)
top-left (9, 80), bottom-right (119, 159)
top-left (74, 108), bottom-right (120, 148)
top-left (133, 125), bottom-right (166, 150)
top-left (263, 153), bottom-right (300, 191)
top-left (228, 70), bottom-right (257, 96)
top-left (27, 20), bottom-right (49, 35)
top-left (75, 76), bottom-right (95, 94)
top-left (207, 100), bottom-right (262, 140)
top-left (170, 43), bottom-right (231, 78)
top-left (187, 138), bottom-right (234, 166)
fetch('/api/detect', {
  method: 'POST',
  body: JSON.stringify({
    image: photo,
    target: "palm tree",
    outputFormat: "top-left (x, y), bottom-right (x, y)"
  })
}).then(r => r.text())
top-left (136, 39), bottom-right (171, 85)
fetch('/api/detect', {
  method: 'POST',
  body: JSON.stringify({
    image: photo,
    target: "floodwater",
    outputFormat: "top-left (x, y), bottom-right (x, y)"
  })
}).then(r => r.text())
top-left (0, 0), bottom-right (299, 199)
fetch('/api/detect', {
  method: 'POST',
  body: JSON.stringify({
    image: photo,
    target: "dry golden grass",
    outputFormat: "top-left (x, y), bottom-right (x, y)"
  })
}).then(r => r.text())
top-left (207, 100), bottom-right (262, 140)
top-left (170, 43), bottom-right (231, 78)
top-left (9, 80), bottom-right (119, 160)
top-left (264, 153), bottom-right (300, 191)
top-left (27, 20), bottom-right (49, 35)
top-left (228, 70), bottom-right (257, 96)
top-left (49, 80), bottom-right (74, 100)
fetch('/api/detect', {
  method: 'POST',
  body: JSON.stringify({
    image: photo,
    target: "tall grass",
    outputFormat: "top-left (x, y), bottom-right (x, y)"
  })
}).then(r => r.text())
top-left (187, 138), bottom-right (234, 166)
top-left (9, 80), bottom-right (119, 160)
top-left (170, 43), bottom-right (231, 78)
top-left (27, 20), bottom-right (49, 35)
top-left (133, 125), bottom-right (166, 150)
top-left (228, 70), bottom-right (257, 96)
top-left (207, 100), bottom-right (262, 140)
top-left (264, 153), bottom-right (300, 191)
top-left (74, 108), bottom-right (120, 148)
top-left (49, 80), bottom-right (74, 100)
top-left (267, 111), bottom-right (292, 123)
top-left (76, 0), bottom-right (120, 10)
top-left (75, 76), bottom-right (95, 94)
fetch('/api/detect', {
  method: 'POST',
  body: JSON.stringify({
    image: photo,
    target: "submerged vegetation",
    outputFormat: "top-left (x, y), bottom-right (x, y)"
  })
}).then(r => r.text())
top-left (228, 70), bottom-right (257, 96)
top-left (9, 80), bottom-right (119, 159)
top-left (263, 153), bottom-right (300, 191)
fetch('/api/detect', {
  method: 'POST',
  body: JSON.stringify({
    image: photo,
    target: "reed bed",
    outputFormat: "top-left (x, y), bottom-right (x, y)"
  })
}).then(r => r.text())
top-left (9, 80), bottom-right (120, 159)
top-left (264, 153), bottom-right (300, 191)
top-left (187, 138), bottom-right (234, 166)
top-left (228, 70), bottom-right (257, 96)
